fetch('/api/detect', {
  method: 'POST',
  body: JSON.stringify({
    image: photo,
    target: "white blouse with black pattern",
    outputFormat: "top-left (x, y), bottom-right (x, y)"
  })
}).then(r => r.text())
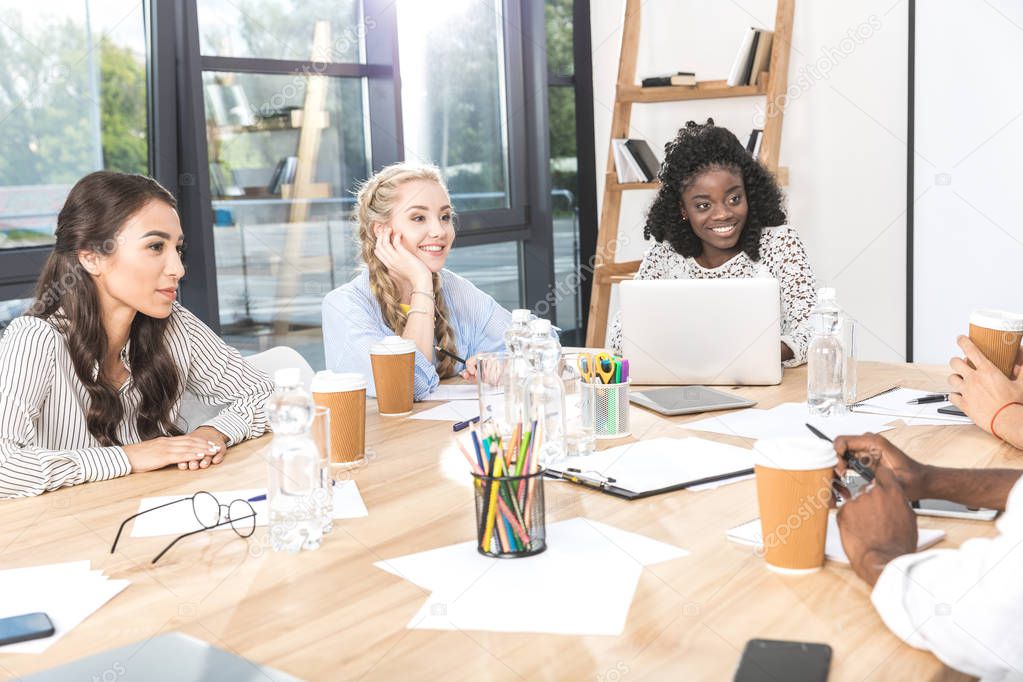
top-left (608, 224), bottom-right (818, 367)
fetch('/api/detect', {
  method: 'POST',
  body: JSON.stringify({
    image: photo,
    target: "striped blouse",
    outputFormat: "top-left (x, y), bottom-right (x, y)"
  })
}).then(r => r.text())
top-left (322, 268), bottom-right (512, 399)
top-left (0, 303), bottom-right (274, 498)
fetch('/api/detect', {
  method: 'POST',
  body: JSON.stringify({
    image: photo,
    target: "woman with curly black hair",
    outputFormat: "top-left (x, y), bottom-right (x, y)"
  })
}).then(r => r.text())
top-left (609, 119), bottom-right (818, 366)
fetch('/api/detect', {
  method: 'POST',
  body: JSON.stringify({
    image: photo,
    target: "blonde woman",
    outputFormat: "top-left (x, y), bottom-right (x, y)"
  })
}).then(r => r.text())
top-left (322, 163), bottom-right (512, 399)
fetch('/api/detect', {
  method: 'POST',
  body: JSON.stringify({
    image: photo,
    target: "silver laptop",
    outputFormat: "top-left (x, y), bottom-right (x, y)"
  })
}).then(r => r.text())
top-left (25, 633), bottom-right (302, 681)
top-left (619, 278), bottom-right (783, 386)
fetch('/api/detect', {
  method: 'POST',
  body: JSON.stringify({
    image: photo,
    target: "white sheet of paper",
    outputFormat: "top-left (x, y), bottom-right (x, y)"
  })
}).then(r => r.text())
top-left (900, 416), bottom-right (973, 427)
top-left (423, 385), bottom-right (481, 401)
top-left (680, 402), bottom-right (897, 440)
top-left (686, 473), bottom-right (756, 492)
top-left (851, 387), bottom-right (972, 424)
top-left (375, 517), bottom-right (688, 635)
top-left (552, 437), bottom-right (754, 494)
top-left (130, 481), bottom-right (367, 537)
top-left (0, 561), bottom-right (129, 653)
top-left (410, 400), bottom-right (481, 422)
top-left (726, 513), bottom-right (946, 564)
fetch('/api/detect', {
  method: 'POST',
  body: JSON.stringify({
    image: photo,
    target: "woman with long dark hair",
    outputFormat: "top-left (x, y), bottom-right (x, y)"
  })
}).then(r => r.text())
top-left (0, 171), bottom-right (273, 497)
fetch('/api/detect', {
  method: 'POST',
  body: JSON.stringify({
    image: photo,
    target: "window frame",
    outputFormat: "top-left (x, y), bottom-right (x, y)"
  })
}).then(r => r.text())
top-left (1, 0), bottom-right (598, 342)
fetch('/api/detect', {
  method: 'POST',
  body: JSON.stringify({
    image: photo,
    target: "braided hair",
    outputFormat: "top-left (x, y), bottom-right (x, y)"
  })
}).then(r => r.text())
top-left (644, 119), bottom-right (786, 261)
top-left (355, 163), bottom-right (459, 378)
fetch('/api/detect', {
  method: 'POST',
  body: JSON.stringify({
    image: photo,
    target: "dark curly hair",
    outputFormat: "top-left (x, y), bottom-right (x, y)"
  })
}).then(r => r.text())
top-left (643, 119), bottom-right (786, 261)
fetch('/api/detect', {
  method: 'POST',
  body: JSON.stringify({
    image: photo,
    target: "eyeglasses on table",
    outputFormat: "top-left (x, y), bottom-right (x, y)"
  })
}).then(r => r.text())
top-left (110, 490), bottom-right (260, 564)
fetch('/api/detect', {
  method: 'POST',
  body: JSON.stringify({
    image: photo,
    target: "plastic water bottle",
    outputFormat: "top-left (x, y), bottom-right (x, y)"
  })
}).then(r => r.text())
top-left (502, 309), bottom-right (534, 426)
top-left (807, 288), bottom-right (847, 417)
top-left (267, 368), bottom-right (323, 553)
top-left (840, 311), bottom-right (857, 406)
top-left (522, 318), bottom-right (566, 465)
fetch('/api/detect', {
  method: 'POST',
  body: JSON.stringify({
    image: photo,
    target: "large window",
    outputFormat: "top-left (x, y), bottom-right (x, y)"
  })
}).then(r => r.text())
top-left (0, 2), bottom-right (595, 358)
top-left (397, 0), bottom-right (511, 211)
top-left (545, 0), bottom-right (593, 345)
top-left (194, 0), bottom-right (387, 367)
top-left (0, 0), bottom-right (150, 328)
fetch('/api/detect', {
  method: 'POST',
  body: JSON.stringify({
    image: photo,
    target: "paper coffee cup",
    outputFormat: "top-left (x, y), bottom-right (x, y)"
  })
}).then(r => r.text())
top-left (312, 371), bottom-right (367, 466)
top-left (969, 309), bottom-right (1023, 378)
top-left (370, 336), bottom-right (416, 416)
top-left (753, 438), bottom-right (837, 575)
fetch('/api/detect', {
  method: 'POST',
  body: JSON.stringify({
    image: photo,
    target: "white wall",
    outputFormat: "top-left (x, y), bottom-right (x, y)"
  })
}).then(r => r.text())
top-left (591, 0), bottom-right (908, 361)
top-left (913, 1), bottom-right (1023, 364)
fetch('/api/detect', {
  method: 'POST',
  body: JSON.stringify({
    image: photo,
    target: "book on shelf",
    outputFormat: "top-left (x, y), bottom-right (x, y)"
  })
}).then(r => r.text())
top-left (267, 156), bottom-right (298, 195)
top-left (640, 71), bottom-right (697, 87)
top-left (624, 139), bottom-right (661, 181)
top-left (749, 30), bottom-right (774, 86)
top-left (727, 27), bottom-right (773, 87)
top-left (209, 162), bottom-right (244, 198)
top-left (741, 30), bottom-right (760, 86)
top-left (612, 138), bottom-right (662, 184)
top-left (745, 129), bottom-right (763, 160)
top-left (612, 140), bottom-right (644, 184)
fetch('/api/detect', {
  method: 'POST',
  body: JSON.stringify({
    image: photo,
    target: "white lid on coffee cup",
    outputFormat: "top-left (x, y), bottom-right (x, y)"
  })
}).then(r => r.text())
top-left (970, 309), bottom-right (1023, 332)
top-left (311, 370), bottom-right (366, 392)
top-left (753, 437), bottom-right (837, 471)
top-left (370, 335), bottom-right (417, 355)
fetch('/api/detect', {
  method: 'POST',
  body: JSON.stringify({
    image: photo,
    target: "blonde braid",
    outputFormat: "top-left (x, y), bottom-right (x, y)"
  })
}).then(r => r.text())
top-left (355, 162), bottom-right (459, 378)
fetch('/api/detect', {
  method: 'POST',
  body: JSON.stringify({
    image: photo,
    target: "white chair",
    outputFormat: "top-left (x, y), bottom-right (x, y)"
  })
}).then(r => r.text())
top-left (176, 346), bottom-right (315, 432)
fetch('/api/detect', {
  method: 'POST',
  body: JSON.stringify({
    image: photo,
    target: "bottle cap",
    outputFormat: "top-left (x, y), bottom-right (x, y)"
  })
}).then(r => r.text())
top-left (528, 318), bottom-right (552, 335)
top-left (512, 309), bottom-right (533, 323)
top-left (273, 367), bottom-right (302, 387)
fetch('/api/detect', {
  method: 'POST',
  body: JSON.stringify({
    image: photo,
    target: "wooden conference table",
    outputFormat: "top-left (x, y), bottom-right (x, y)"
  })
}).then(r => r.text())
top-left (1, 361), bottom-right (1019, 681)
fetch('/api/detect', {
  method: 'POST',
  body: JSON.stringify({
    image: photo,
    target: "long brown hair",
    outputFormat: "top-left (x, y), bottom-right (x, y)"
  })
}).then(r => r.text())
top-left (355, 163), bottom-right (459, 378)
top-left (31, 171), bottom-right (184, 446)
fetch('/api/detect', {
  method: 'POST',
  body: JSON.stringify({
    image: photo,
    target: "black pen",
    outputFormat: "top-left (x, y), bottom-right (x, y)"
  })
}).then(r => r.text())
top-left (907, 393), bottom-right (949, 405)
top-left (452, 415), bottom-right (480, 432)
top-left (804, 423), bottom-right (876, 483)
top-left (434, 345), bottom-right (467, 365)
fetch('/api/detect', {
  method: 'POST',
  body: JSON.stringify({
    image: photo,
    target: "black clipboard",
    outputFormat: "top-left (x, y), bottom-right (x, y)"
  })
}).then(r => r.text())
top-left (544, 467), bottom-right (755, 500)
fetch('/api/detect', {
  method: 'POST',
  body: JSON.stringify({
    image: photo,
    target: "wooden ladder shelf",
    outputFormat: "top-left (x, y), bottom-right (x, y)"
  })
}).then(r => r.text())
top-left (585, 0), bottom-right (795, 347)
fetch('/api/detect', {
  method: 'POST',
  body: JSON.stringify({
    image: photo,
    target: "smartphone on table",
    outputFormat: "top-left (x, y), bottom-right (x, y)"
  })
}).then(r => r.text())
top-left (733, 638), bottom-right (832, 682)
top-left (0, 612), bottom-right (55, 646)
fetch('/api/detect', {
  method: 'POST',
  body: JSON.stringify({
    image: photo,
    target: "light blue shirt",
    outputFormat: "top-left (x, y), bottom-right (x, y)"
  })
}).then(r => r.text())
top-left (322, 269), bottom-right (512, 399)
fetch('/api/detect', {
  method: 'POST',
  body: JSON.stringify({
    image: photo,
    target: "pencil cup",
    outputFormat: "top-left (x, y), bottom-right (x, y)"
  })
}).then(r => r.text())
top-left (472, 469), bottom-right (547, 558)
top-left (579, 380), bottom-right (631, 439)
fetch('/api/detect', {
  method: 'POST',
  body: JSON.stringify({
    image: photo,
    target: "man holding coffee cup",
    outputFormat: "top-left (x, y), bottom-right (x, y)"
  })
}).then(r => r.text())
top-left (949, 329), bottom-right (1023, 448)
top-left (833, 433), bottom-right (1022, 681)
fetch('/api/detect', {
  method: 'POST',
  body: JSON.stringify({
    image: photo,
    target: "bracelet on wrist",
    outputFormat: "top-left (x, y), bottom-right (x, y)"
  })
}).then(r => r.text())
top-left (411, 290), bottom-right (434, 300)
top-left (990, 401), bottom-right (1023, 441)
top-left (406, 308), bottom-right (432, 317)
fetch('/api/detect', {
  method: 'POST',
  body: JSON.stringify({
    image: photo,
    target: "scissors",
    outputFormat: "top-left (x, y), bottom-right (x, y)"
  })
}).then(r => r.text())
top-left (576, 354), bottom-right (596, 382)
top-left (577, 352), bottom-right (617, 384)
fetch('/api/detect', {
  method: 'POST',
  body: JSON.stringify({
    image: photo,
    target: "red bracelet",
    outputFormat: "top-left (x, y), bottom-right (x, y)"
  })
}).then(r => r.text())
top-left (990, 402), bottom-right (1023, 440)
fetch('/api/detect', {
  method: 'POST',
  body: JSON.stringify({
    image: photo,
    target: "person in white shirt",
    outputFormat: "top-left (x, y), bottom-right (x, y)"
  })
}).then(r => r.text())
top-left (0, 172), bottom-right (272, 498)
top-left (833, 433), bottom-right (1023, 681)
top-left (607, 118), bottom-right (818, 365)
top-left (948, 334), bottom-right (1023, 448)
